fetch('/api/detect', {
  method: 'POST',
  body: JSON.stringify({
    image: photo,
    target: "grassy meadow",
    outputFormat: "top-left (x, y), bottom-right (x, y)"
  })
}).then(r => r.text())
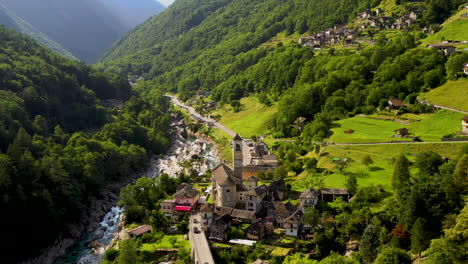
top-left (327, 110), bottom-right (465, 144)
top-left (420, 80), bottom-right (468, 112)
top-left (301, 142), bottom-right (468, 191)
top-left (421, 9), bottom-right (468, 45)
top-left (214, 97), bottom-right (278, 138)
top-left (141, 235), bottom-right (190, 252)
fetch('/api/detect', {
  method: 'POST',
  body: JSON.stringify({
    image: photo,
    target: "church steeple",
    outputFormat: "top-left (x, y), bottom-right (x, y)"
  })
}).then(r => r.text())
top-left (232, 133), bottom-right (243, 180)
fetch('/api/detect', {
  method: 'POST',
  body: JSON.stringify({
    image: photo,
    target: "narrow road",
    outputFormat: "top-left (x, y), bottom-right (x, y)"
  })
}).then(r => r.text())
top-left (417, 99), bottom-right (468, 115)
top-left (327, 141), bottom-right (468, 146)
top-left (165, 95), bottom-right (237, 138)
top-left (189, 214), bottom-right (215, 264)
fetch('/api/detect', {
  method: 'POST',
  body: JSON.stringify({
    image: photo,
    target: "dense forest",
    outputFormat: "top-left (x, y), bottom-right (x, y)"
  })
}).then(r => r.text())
top-left (100, 0), bottom-right (466, 139)
top-left (0, 27), bottom-right (172, 263)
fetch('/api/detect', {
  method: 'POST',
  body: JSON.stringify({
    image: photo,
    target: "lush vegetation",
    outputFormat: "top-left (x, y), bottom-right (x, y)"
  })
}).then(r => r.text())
top-left (100, 0), bottom-right (383, 86)
top-left (0, 27), bottom-right (173, 263)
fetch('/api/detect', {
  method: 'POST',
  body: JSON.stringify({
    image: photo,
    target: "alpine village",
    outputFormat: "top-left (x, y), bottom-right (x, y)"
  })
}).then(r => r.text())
top-left (0, 0), bottom-right (468, 264)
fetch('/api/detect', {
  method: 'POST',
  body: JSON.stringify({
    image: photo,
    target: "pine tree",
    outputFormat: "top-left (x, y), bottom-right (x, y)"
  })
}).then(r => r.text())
top-left (392, 154), bottom-right (410, 192)
top-left (360, 225), bottom-right (381, 264)
top-left (411, 218), bottom-right (429, 257)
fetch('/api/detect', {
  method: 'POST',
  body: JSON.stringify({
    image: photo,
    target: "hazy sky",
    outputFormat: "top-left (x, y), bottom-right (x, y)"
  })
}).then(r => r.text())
top-left (158, 0), bottom-right (175, 6)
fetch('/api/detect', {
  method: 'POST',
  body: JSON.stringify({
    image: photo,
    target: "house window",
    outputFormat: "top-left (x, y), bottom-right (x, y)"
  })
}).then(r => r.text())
top-left (240, 196), bottom-right (243, 200)
top-left (250, 196), bottom-right (252, 200)
top-left (226, 189), bottom-right (230, 193)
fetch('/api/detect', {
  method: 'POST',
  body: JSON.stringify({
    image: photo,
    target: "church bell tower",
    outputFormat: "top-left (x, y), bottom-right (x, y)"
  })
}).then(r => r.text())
top-left (232, 133), bottom-right (243, 180)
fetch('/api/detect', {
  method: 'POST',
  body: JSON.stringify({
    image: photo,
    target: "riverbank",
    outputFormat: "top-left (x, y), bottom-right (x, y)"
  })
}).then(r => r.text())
top-left (25, 115), bottom-right (220, 264)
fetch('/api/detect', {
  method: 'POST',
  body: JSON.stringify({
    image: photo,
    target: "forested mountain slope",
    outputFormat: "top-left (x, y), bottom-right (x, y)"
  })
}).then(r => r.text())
top-left (100, 0), bottom-right (380, 77)
top-left (0, 26), bottom-right (172, 263)
top-left (0, 3), bottom-right (76, 59)
top-left (0, 0), bottom-right (163, 63)
top-left (101, 0), bottom-right (466, 138)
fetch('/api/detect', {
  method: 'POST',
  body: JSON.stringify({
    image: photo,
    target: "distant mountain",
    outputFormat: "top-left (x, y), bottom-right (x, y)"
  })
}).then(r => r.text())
top-left (0, 3), bottom-right (76, 60)
top-left (103, 0), bottom-right (166, 28)
top-left (0, 0), bottom-right (165, 63)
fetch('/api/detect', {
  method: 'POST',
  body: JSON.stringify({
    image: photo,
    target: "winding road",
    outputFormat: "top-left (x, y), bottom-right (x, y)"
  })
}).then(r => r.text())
top-left (165, 95), bottom-right (237, 138)
top-left (166, 95), bottom-right (468, 146)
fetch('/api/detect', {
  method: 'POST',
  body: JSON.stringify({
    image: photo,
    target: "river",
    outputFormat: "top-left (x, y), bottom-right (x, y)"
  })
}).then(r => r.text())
top-left (53, 121), bottom-right (218, 264)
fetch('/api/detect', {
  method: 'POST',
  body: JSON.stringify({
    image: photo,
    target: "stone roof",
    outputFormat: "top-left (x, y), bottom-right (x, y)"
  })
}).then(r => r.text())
top-left (173, 185), bottom-right (199, 199)
top-left (269, 179), bottom-right (286, 192)
top-left (128, 225), bottom-right (153, 236)
top-left (462, 116), bottom-right (468, 122)
top-left (281, 210), bottom-right (303, 224)
top-left (254, 184), bottom-right (269, 196)
top-left (388, 98), bottom-right (405, 107)
top-left (236, 183), bottom-right (249, 192)
top-left (300, 188), bottom-right (320, 199)
top-left (200, 203), bottom-right (215, 213)
top-left (214, 206), bottom-right (234, 216)
top-left (268, 201), bottom-right (297, 215)
top-left (212, 163), bottom-right (237, 186)
top-left (176, 183), bottom-right (192, 192)
top-left (233, 133), bottom-right (243, 140)
top-left (230, 209), bottom-right (256, 220)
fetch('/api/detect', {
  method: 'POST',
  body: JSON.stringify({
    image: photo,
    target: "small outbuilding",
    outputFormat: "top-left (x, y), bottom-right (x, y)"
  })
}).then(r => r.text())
top-left (128, 225), bottom-right (153, 238)
top-left (428, 45), bottom-right (456, 56)
top-left (388, 99), bottom-right (406, 109)
top-left (464, 63), bottom-right (468, 75)
top-left (394, 128), bottom-right (409, 137)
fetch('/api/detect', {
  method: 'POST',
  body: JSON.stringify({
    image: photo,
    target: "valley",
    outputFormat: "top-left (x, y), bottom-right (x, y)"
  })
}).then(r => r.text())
top-left (0, 0), bottom-right (467, 263)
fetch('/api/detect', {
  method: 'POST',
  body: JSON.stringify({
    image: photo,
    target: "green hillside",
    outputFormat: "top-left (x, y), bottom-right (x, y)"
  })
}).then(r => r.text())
top-left (100, 0), bottom-right (381, 82)
top-left (422, 8), bottom-right (468, 45)
top-left (420, 79), bottom-right (468, 112)
top-left (0, 26), bottom-right (172, 263)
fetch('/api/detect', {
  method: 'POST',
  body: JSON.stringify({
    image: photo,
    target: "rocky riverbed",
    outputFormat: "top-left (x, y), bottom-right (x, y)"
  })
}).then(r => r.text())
top-left (28, 118), bottom-right (219, 264)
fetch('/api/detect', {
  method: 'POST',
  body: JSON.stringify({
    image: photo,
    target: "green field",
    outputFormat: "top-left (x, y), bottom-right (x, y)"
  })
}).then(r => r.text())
top-left (327, 110), bottom-right (464, 143)
top-left (327, 116), bottom-right (413, 143)
top-left (420, 80), bottom-right (468, 112)
top-left (410, 110), bottom-right (466, 141)
top-left (141, 235), bottom-right (190, 251)
top-left (311, 142), bottom-right (468, 191)
top-left (214, 97), bottom-right (277, 138)
top-left (422, 10), bottom-right (468, 45)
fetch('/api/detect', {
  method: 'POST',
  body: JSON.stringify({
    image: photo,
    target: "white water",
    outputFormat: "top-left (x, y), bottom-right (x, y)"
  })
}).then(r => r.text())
top-left (55, 125), bottom-right (216, 264)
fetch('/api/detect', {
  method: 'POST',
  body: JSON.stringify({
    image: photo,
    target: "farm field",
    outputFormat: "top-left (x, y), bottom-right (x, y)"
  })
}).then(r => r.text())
top-left (214, 97), bottom-right (277, 138)
top-left (299, 142), bottom-right (467, 191)
top-left (327, 110), bottom-right (465, 143)
top-left (420, 80), bottom-right (468, 112)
